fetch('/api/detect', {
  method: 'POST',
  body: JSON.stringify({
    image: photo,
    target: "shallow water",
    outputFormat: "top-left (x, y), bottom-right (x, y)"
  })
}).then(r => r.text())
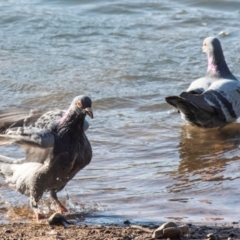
top-left (0, 0), bottom-right (240, 224)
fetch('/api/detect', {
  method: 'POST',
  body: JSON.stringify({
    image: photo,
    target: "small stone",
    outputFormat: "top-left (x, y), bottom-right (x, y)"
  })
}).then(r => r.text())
top-left (148, 224), bottom-right (159, 229)
top-left (94, 224), bottom-right (103, 228)
top-left (163, 227), bottom-right (181, 239)
top-left (152, 222), bottom-right (177, 238)
top-left (207, 233), bottom-right (220, 240)
top-left (141, 224), bottom-right (150, 228)
top-left (229, 232), bottom-right (236, 237)
top-left (179, 224), bottom-right (189, 234)
top-left (5, 229), bottom-right (12, 233)
top-left (48, 212), bottom-right (69, 226)
top-left (48, 229), bottom-right (58, 235)
top-left (123, 220), bottom-right (131, 225)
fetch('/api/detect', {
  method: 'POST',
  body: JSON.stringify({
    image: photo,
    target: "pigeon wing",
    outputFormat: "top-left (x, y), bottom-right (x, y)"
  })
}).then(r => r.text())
top-left (180, 88), bottom-right (240, 122)
top-left (0, 108), bottom-right (46, 133)
top-left (186, 76), bottom-right (218, 94)
top-left (0, 127), bottom-right (55, 163)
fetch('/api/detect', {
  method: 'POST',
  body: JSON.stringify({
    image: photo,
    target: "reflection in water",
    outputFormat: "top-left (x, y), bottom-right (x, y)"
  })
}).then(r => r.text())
top-left (179, 124), bottom-right (240, 173)
top-left (163, 123), bottom-right (240, 222)
top-left (170, 123), bottom-right (240, 193)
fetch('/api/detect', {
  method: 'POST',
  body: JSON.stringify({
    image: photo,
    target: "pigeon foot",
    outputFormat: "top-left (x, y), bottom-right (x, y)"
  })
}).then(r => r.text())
top-left (35, 213), bottom-right (45, 221)
top-left (57, 203), bottom-right (68, 214)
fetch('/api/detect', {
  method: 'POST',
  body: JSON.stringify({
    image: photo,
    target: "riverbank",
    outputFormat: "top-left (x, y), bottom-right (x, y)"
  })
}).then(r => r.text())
top-left (0, 221), bottom-right (239, 240)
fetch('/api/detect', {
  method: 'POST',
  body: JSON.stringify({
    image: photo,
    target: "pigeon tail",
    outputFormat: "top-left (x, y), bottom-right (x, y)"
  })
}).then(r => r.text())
top-left (165, 96), bottom-right (227, 128)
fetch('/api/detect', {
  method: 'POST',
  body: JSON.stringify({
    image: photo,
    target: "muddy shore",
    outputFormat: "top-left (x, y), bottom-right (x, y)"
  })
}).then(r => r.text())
top-left (0, 220), bottom-right (240, 240)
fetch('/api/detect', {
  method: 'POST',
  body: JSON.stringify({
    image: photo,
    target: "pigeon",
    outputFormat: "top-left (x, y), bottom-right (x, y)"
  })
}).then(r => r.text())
top-left (166, 37), bottom-right (240, 128)
top-left (0, 95), bottom-right (93, 220)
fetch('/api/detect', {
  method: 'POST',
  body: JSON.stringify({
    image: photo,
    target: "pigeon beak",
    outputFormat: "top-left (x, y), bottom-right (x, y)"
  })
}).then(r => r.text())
top-left (202, 44), bottom-right (207, 53)
top-left (84, 107), bottom-right (93, 119)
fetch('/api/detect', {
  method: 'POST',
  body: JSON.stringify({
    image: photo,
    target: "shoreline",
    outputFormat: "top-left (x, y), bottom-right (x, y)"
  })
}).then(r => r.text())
top-left (0, 220), bottom-right (239, 239)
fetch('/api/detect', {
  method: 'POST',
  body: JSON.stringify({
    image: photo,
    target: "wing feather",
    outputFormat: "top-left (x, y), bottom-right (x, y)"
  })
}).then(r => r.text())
top-left (0, 127), bottom-right (54, 163)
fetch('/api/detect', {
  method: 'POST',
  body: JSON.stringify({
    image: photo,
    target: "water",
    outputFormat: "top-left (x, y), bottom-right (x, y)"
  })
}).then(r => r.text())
top-left (0, 0), bottom-right (240, 224)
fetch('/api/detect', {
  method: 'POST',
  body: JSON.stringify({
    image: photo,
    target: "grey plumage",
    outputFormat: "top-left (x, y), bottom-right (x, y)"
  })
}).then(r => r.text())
top-left (0, 108), bottom-right (89, 134)
top-left (0, 95), bottom-right (93, 219)
top-left (165, 96), bottom-right (227, 128)
top-left (166, 37), bottom-right (240, 128)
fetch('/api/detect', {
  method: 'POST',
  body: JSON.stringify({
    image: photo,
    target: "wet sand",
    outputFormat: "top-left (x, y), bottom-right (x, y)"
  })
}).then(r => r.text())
top-left (0, 221), bottom-right (239, 240)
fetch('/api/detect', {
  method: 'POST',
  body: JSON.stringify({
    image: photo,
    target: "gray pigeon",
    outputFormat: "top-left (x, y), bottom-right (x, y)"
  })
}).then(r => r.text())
top-left (166, 37), bottom-right (240, 128)
top-left (0, 95), bottom-right (93, 220)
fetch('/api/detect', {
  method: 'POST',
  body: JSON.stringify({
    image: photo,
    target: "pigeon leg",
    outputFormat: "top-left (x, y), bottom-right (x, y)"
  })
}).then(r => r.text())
top-left (33, 208), bottom-right (45, 220)
top-left (50, 190), bottom-right (68, 213)
top-left (30, 196), bottom-right (45, 220)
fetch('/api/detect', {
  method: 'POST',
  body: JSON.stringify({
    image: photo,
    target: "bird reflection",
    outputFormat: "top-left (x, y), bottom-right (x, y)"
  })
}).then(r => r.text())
top-left (178, 123), bottom-right (240, 175)
top-left (168, 123), bottom-right (240, 193)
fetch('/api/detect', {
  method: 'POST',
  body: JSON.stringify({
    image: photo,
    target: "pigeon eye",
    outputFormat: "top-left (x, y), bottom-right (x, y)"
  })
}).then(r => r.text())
top-left (203, 42), bottom-right (207, 46)
top-left (76, 101), bottom-right (82, 108)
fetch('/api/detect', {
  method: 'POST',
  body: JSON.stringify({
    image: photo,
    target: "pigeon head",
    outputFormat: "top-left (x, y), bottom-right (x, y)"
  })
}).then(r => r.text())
top-left (70, 95), bottom-right (93, 119)
top-left (202, 37), bottom-right (223, 56)
top-left (202, 37), bottom-right (233, 78)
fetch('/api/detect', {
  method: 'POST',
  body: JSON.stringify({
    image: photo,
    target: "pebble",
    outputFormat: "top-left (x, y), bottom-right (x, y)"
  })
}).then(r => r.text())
top-left (123, 220), bottom-right (131, 225)
top-left (163, 227), bottom-right (181, 238)
top-left (179, 224), bottom-right (189, 234)
top-left (207, 233), bottom-right (220, 240)
top-left (5, 229), bottom-right (12, 234)
top-left (48, 212), bottom-right (69, 226)
top-left (152, 222), bottom-right (177, 238)
top-left (229, 232), bottom-right (236, 237)
top-left (152, 222), bottom-right (190, 239)
top-left (48, 229), bottom-right (59, 235)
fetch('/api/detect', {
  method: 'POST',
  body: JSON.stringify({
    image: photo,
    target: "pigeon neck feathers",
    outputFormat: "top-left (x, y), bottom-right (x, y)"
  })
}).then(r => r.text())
top-left (207, 51), bottom-right (232, 78)
top-left (205, 37), bottom-right (236, 80)
top-left (58, 109), bottom-right (86, 133)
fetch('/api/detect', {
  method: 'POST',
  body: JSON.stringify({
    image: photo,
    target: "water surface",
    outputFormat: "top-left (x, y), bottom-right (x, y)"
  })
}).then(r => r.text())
top-left (0, 0), bottom-right (240, 224)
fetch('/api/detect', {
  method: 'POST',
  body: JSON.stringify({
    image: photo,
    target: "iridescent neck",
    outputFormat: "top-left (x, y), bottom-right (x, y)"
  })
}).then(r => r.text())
top-left (59, 109), bottom-right (85, 131)
top-left (207, 55), bottom-right (218, 75)
top-left (206, 52), bottom-right (233, 78)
